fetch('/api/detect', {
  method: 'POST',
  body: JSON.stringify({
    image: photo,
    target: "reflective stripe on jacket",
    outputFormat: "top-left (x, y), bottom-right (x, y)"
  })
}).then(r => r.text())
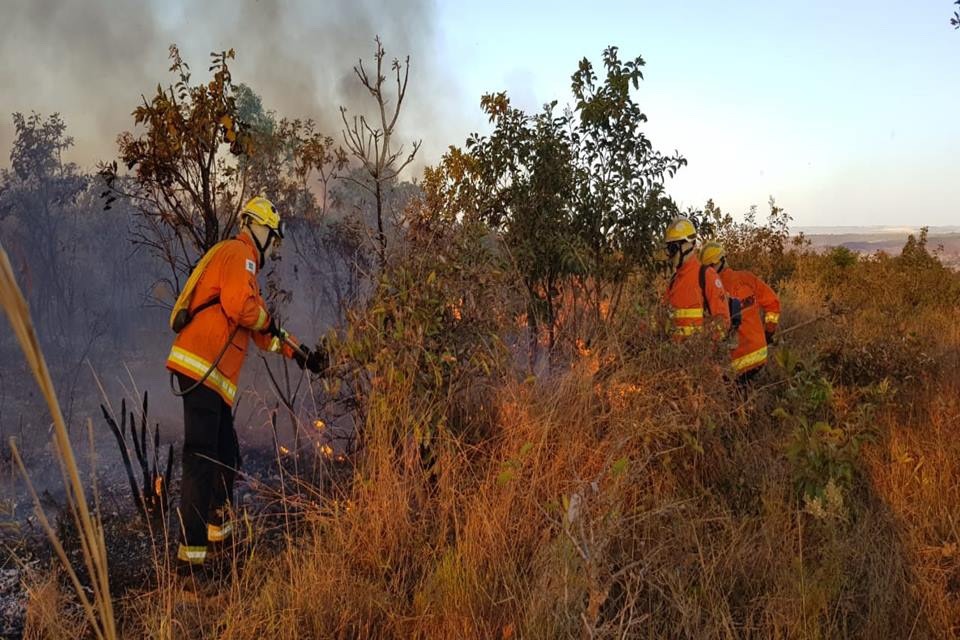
top-left (166, 233), bottom-right (295, 405)
top-left (665, 256), bottom-right (730, 338)
top-left (720, 268), bottom-right (780, 374)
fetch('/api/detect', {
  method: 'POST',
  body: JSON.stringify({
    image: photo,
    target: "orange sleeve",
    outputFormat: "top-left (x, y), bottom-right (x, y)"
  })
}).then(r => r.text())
top-left (218, 245), bottom-right (271, 332)
top-left (750, 273), bottom-right (781, 332)
top-left (704, 267), bottom-right (731, 331)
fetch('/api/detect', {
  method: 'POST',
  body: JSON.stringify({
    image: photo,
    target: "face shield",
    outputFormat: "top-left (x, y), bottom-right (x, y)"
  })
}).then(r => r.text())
top-left (268, 220), bottom-right (285, 252)
top-left (665, 240), bottom-right (691, 270)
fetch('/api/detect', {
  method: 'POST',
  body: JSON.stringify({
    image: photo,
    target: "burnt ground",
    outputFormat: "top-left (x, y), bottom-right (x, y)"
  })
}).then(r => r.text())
top-left (0, 444), bottom-right (352, 639)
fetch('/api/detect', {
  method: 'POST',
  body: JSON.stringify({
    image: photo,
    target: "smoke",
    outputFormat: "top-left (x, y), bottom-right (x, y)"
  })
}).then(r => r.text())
top-left (0, 0), bottom-right (464, 175)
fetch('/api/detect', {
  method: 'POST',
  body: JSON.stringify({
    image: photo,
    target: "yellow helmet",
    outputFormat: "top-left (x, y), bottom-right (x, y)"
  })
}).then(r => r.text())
top-left (699, 241), bottom-right (726, 267)
top-left (664, 217), bottom-right (697, 244)
top-left (241, 196), bottom-right (284, 239)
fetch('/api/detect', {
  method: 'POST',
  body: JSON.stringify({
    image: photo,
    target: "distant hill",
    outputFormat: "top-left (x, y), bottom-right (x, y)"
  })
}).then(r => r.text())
top-left (795, 225), bottom-right (960, 235)
top-left (797, 227), bottom-right (960, 268)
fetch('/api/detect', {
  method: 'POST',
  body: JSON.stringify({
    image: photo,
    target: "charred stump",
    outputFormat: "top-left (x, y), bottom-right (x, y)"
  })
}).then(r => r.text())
top-left (100, 391), bottom-right (173, 522)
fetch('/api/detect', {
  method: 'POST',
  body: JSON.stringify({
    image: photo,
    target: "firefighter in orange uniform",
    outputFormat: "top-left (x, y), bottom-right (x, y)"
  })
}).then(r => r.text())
top-left (699, 241), bottom-right (781, 381)
top-left (167, 196), bottom-right (325, 570)
top-left (662, 217), bottom-right (731, 338)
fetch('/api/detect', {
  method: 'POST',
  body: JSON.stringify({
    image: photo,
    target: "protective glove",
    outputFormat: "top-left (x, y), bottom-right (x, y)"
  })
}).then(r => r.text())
top-left (294, 347), bottom-right (328, 375)
top-left (264, 316), bottom-right (284, 338)
top-left (306, 348), bottom-right (328, 375)
top-left (293, 346), bottom-right (308, 370)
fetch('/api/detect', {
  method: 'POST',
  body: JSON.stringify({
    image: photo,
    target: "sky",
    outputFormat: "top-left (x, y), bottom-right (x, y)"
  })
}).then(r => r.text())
top-left (0, 0), bottom-right (957, 227)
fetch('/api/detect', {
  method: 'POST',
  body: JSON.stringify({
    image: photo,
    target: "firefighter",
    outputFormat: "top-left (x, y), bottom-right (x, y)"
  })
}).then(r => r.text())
top-left (663, 217), bottom-right (731, 338)
top-left (166, 196), bottom-right (325, 570)
top-left (699, 241), bottom-right (781, 381)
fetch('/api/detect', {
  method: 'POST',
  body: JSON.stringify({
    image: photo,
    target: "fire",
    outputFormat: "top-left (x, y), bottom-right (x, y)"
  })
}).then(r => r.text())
top-left (447, 301), bottom-right (463, 321)
top-left (574, 338), bottom-right (600, 375)
top-left (599, 299), bottom-right (611, 320)
top-left (317, 443), bottom-right (334, 458)
top-left (279, 445), bottom-right (290, 455)
top-left (313, 419), bottom-right (326, 431)
top-left (575, 338), bottom-right (592, 357)
top-left (607, 382), bottom-right (644, 410)
top-left (154, 476), bottom-right (164, 497)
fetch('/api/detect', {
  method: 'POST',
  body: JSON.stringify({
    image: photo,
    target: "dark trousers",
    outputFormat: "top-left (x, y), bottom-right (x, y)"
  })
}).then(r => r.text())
top-left (735, 365), bottom-right (764, 390)
top-left (177, 374), bottom-right (239, 552)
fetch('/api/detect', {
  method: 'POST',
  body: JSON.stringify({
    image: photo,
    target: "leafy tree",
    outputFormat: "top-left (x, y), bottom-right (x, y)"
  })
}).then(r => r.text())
top-left (235, 84), bottom-right (347, 219)
top-left (569, 46), bottom-right (687, 318)
top-left (102, 48), bottom-right (345, 304)
top-left (952, 1), bottom-right (959, 29)
top-left (0, 112), bottom-right (88, 338)
top-left (702, 197), bottom-right (800, 283)
top-left (339, 36), bottom-right (421, 266)
top-left (100, 45), bottom-right (252, 297)
top-left (467, 93), bottom-right (577, 365)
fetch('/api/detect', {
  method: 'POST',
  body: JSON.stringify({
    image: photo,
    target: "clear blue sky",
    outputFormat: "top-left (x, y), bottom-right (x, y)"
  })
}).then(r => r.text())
top-left (1, 0), bottom-right (957, 227)
top-left (435, 1), bottom-right (960, 226)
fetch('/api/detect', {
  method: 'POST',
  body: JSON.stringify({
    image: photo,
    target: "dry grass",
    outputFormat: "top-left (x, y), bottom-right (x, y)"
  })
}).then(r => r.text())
top-left (18, 242), bottom-right (960, 638)
top-left (0, 245), bottom-right (116, 639)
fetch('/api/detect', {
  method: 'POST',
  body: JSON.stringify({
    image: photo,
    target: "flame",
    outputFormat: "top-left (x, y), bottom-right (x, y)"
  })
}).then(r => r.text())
top-left (319, 444), bottom-right (334, 459)
top-left (313, 419), bottom-right (326, 431)
top-left (154, 476), bottom-right (164, 497)
top-left (574, 338), bottom-right (600, 375)
top-left (279, 445), bottom-right (290, 455)
top-left (607, 382), bottom-right (644, 410)
top-left (599, 300), bottom-right (611, 320)
top-left (448, 302), bottom-right (463, 321)
top-left (575, 338), bottom-right (592, 358)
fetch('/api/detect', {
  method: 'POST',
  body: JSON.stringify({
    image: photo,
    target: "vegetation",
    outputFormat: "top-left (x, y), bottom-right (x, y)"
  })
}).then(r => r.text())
top-left (5, 39), bottom-right (960, 639)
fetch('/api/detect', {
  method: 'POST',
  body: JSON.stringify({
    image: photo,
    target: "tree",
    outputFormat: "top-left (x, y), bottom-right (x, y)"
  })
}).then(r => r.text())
top-left (702, 197), bottom-right (799, 283)
top-left (0, 112), bottom-right (88, 338)
top-left (467, 93), bottom-right (577, 367)
top-left (235, 84), bottom-right (347, 219)
top-left (100, 46), bottom-right (254, 299)
top-left (952, 1), bottom-right (959, 29)
top-left (339, 36), bottom-right (422, 266)
top-left (569, 46), bottom-right (687, 320)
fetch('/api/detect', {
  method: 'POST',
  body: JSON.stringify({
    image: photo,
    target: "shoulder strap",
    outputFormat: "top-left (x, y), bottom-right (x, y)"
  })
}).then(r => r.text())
top-left (191, 295), bottom-right (221, 316)
top-left (168, 240), bottom-right (230, 331)
top-left (699, 265), bottom-right (709, 313)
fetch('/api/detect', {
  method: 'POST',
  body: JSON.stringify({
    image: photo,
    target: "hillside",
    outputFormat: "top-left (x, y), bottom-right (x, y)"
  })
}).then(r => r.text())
top-left (803, 228), bottom-right (960, 269)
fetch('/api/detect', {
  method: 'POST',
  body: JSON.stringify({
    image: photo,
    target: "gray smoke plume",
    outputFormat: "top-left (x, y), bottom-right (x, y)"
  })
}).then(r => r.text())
top-left (0, 0), bottom-right (463, 174)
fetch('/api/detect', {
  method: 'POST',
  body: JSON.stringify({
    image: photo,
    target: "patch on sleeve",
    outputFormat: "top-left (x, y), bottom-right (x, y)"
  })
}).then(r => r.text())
top-left (245, 259), bottom-right (257, 274)
top-left (715, 278), bottom-right (723, 289)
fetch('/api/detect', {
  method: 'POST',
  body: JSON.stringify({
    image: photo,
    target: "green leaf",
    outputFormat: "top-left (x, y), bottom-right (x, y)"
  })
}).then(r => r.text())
top-left (611, 457), bottom-right (629, 477)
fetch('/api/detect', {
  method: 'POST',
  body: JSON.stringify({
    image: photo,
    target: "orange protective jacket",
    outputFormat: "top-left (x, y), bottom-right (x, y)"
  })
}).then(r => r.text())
top-left (166, 233), bottom-right (296, 405)
top-left (665, 256), bottom-right (731, 337)
top-left (719, 268), bottom-right (781, 375)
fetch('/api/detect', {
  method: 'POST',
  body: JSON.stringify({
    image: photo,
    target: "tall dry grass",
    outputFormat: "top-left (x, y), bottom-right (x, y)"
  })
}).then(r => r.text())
top-left (0, 245), bottom-right (116, 639)
top-left (27, 233), bottom-right (960, 638)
